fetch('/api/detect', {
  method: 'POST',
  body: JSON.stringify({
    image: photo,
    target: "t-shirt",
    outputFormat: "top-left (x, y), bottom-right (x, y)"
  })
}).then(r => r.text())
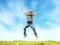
top-left (26, 14), bottom-right (34, 21)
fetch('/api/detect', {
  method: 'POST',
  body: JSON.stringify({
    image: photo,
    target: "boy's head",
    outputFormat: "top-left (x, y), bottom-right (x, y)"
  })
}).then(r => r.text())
top-left (27, 10), bottom-right (32, 15)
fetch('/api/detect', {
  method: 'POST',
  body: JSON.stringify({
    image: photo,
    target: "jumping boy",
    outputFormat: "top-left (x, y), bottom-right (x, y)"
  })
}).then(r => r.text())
top-left (20, 8), bottom-right (39, 38)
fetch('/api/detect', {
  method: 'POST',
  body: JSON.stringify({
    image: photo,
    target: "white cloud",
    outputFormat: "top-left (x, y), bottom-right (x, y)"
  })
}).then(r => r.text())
top-left (0, 24), bottom-right (60, 41)
top-left (45, 21), bottom-right (56, 27)
top-left (47, 0), bottom-right (60, 24)
top-left (0, 12), bottom-right (14, 26)
top-left (0, 0), bottom-right (60, 41)
top-left (0, 0), bottom-right (27, 41)
top-left (33, 26), bottom-right (60, 41)
top-left (15, 0), bottom-right (60, 41)
top-left (31, 0), bottom-right (38, 10)
top-left (53, 0), bottom-right (60, 6)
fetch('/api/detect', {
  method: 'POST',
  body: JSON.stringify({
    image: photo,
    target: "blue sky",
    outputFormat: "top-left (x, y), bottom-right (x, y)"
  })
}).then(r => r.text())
top-left (0, 0), bottom-right (60, 41)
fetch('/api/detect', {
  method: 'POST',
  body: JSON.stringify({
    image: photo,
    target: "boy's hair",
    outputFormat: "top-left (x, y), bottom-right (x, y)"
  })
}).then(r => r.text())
top-left (27, 10), bottom-right (32, 13)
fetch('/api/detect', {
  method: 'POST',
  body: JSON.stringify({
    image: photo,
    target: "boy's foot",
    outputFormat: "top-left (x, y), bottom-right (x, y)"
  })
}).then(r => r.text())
top-left (35, 35), bottom-right (38, 38)
top-left (24, 35), bottom-right (27, 38)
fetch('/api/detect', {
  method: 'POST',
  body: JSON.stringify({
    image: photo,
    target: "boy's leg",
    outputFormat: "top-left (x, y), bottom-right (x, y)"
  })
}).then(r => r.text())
top-left (24, 24), bottom-right (29, 37)
top-left (30, 24), bottom-right (38, 38)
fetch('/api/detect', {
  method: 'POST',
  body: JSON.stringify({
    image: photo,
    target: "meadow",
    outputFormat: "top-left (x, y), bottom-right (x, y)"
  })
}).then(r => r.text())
top-left (0, 40), bottom-right (60, 45)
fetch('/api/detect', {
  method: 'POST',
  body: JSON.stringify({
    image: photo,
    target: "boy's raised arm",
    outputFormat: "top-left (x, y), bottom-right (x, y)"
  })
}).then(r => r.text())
top-left (20, 8), bottom-right (27, 14)
top-left (34, 12), bottom-right (40, 15)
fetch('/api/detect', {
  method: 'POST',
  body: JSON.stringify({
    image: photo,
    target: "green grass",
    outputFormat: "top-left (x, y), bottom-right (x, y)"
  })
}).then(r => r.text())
top-left (0, 40), bottom-right (60, 45)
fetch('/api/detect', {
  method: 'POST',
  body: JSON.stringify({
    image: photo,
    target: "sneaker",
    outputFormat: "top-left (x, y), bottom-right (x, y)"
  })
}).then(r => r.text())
top-left (35, 35), bottom-right (38, 38)
top-left (24, 35), bottom-right (27, 38)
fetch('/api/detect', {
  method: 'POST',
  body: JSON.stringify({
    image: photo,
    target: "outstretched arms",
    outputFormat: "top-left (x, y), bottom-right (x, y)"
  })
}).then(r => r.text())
top-left (33, 12), bottom-right (40, 15)
top-left (20, 8), bottom-right (27, 14)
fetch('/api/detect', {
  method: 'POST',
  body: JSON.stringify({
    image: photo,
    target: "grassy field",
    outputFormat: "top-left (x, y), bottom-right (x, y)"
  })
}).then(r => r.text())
top-left (0, 40), bottom-right (60, 45)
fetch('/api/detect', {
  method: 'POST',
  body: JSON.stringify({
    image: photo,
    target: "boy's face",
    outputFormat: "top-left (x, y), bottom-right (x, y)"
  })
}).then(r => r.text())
top-left (27, 10), bottom-right (32, 15)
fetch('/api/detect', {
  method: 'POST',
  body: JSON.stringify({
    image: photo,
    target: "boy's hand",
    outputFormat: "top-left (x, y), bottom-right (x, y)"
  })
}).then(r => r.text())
top-left (36, 12), bottom-right (40, 14)
top-left (20, 7), bottom-right (26, 14)
top-left (20, 7), bottom-right (23, 11)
